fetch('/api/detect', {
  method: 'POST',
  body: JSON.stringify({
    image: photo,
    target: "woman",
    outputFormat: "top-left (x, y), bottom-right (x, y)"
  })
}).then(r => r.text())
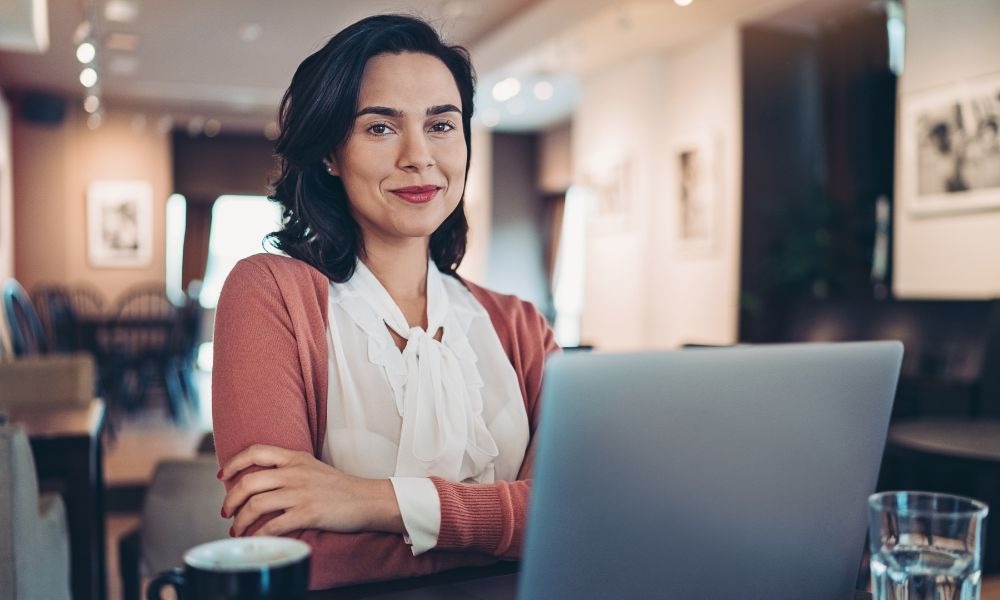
top-left (212, 14), bottom-right (558, 590)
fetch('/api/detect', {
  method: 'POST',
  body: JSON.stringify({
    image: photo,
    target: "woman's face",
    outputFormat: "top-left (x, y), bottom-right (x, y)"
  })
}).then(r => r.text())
top-left (329, 51), bottom-right (467, 247)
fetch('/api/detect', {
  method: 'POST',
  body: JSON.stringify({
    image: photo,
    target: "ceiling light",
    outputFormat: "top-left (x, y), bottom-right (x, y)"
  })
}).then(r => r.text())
top-left (674, 0), bottom-right (694, 6)
top-left (492, 77), bottom-right (521, 102)
top-left (533, 81), bottom-right (554, 101)
top-left (83, 95), bottom-right (100, 113)
top-left (204, 119), bottom-right (222, 138)
top-left (76, 41), bottom-right (96, 63)
top-left (80, 67), bottom-right (98, 88)
top-left (87, 111), bottom-right (103, 130)
top-left (104, 0), bottom-right (139, 23)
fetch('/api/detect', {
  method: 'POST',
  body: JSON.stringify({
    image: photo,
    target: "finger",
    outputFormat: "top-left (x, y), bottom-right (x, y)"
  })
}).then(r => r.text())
top-left (232, 490), bottom-right (295, 537)
top-left (253, 509), bottom-right (310, 538)
top-left (220, 444), bottom-right (298, 481)
top-left (222, 469), bottom-right (284, 518)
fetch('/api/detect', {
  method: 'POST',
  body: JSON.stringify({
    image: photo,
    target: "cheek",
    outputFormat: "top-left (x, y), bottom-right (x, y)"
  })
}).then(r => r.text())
top-left (440, 142), bottom-right (468, 179)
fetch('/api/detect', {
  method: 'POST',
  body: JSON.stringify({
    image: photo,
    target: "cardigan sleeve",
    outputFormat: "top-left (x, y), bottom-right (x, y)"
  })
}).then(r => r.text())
top-left (212, 258), bottom-right (494, 589)
top-left (430, 296), bottom-right (560, 557)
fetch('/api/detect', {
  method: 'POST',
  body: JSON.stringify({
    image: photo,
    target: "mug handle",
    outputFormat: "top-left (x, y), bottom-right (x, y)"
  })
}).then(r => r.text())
top-left (146, 567), bottom-right (185, 600)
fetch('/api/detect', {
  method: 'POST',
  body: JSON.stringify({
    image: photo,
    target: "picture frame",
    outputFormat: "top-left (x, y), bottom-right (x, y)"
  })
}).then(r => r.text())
top-left (581, 155), bottom-right (639, 231)
top-left (87, 180), bottom-right (153, 267)
top-left (672, 133), bottom-right (718, 255)
top-left (901, 73), bottom-right (1000, 217)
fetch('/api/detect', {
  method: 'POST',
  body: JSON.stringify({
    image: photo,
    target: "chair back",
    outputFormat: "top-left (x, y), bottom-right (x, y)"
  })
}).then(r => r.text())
top-left (32, 286), bottom-right (81, 353)
top-left (111, 284), bottom-right (178, 358)
top-left (1, 279), bottom-right (48, 357)
top-left (140, 458), bottom-right (231, 574)
top-left (0, 424), bottom-right (72, 600)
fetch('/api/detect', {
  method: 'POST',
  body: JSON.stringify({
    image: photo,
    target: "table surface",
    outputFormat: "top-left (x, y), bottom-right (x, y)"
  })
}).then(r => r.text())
top-left (6, 397), bottom-right (104, 439)
top-left (308, 566), bottom-right (874, 599)
top-left (889, 418), bottom-right (1000, 462)
top-left (8, 398), bottom-right (107, 600)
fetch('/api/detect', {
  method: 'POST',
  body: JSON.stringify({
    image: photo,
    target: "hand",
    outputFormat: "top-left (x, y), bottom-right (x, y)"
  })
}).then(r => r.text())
top-left (219, 444), bottom-right (405, 537)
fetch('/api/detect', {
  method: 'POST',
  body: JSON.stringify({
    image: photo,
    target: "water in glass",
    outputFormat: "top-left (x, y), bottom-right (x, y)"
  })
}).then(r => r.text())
top-left (871, 543), bottom-right (981, 600)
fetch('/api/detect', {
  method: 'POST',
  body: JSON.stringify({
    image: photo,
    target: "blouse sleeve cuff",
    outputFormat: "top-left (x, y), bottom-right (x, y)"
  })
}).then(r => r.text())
top-left (389, 476), bottom-right (441, 556)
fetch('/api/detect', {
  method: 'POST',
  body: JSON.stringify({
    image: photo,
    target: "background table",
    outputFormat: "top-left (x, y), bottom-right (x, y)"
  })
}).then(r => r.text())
top-left (10, 399), bottom-right (108, 600)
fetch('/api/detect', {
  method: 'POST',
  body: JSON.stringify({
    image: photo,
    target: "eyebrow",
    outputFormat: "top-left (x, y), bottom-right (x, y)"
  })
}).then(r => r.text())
top-left (355, 104), bottom-right (462, 118)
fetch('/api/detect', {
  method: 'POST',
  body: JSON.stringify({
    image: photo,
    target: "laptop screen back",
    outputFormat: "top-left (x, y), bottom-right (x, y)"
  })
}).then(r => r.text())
top-left (519, 342), bottom-right (902, 600)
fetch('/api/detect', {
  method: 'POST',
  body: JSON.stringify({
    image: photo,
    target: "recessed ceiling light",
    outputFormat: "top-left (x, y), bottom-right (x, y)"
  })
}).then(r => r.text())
top-left (105, 0), bottom-right (139, 23)
top-left (76, 41), bottom-right (96, 64)
top-left (83, 95), bottom-right (100, 113)
top-left (87, 111), bottom-right (103, 130)
top-left (80, 67), bottom-right (98, 87)
top-left (674, 0), bottom-right (694, 6)
top-left (492, 77), bottom-right (521, 102)
top-left (204, 119), bottom-right (222, 137)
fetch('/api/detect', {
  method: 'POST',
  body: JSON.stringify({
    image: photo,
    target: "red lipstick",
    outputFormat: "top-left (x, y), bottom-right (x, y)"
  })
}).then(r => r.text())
top-left (391, 185), bottom-right (440, 204)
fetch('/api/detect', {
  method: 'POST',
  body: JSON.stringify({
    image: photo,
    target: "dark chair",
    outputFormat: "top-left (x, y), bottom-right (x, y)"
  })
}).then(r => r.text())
top-left (883, 299), bottom-right (1000, 573)
top-left (32, 285), bottom-right (83, 353)
top-left (106, 284), bottom-right (186, 422)
top-left (2, 279), bottom-right (48, 356)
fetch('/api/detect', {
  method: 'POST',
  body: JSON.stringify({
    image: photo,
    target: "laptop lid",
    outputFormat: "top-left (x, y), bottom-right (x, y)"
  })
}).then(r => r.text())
top-left (519, 341), bottom-right (903, 600)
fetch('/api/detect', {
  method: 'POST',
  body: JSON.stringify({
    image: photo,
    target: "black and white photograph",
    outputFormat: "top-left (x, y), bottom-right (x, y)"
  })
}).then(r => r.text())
top-left (87, 180), bottom-right (153, 267)
top-left (905, 73), bottom-right (1000, 216)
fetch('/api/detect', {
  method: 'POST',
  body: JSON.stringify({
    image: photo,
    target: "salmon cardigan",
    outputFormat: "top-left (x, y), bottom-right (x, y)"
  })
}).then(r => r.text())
top-left (212, 253), bottom-right (558, 589)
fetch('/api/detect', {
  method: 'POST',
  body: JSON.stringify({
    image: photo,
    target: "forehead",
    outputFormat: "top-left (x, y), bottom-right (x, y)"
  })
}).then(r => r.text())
top-left (357, 52), bottom-right (461, 109)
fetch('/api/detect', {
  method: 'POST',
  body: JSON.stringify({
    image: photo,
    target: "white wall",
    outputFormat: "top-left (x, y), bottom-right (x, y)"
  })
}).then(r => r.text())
top-left (574, 27), bottom-right (742, 350)
top-left (893, 0), bottom-right (1000, 298)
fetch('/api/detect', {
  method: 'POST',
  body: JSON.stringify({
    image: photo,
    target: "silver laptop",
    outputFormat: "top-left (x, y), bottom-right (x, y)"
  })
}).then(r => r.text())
top-left (518, 342), bottom-right (903, 600)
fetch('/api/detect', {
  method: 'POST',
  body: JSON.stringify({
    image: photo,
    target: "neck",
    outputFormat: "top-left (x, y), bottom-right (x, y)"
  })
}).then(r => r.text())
top-left (360, 235), bottom-right (431, 304)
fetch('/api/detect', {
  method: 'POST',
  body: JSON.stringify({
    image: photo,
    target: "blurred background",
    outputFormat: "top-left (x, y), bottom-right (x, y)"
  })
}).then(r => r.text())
top-left (0, 0), bottom-right (998, 598)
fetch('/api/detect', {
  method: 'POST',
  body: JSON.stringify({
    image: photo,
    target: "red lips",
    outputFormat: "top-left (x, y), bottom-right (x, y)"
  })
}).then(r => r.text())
top-left (391, 185), bottom-right (440, 204)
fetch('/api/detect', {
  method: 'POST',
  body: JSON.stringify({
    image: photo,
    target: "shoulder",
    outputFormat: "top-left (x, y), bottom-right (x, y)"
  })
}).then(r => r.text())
top-left (451, 275), bottom-right (554, 345)
top-left (221, 253), bottom-right (329, 320)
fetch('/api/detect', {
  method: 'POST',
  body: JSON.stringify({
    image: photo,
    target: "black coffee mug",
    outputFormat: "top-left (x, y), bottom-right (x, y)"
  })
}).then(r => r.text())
top-left (147, 537), bottom-right (311, 600)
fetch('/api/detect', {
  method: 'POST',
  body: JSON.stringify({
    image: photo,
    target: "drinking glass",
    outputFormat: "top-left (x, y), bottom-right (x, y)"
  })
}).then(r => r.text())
top-left (868, 491), bottom-right (988, 600)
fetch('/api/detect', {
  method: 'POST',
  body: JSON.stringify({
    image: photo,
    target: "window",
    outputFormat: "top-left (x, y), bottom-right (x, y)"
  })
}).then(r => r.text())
top-left (200, 195), bottom-right (282, 309)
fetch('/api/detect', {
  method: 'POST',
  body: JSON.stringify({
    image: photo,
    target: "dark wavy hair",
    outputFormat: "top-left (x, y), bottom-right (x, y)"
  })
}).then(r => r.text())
top-left (267, 14), bottom-right (475, 282)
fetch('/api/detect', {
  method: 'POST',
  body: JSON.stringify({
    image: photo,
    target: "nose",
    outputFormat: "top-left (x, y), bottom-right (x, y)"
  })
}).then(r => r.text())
top-left (397, 131), bottom-right (435, 172)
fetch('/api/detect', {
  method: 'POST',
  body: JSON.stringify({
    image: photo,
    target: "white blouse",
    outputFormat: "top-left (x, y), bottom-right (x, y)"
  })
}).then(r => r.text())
top-left (321, 259), bottom-right (529, 555)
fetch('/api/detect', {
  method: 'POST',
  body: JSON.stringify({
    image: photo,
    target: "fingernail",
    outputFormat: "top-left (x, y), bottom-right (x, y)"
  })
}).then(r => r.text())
top-left (216, 468), bottom-right (224, 479)
top-left (229, 526), bottom-right (235, 537)
top-left (220, 507), bottom-right (227, 518)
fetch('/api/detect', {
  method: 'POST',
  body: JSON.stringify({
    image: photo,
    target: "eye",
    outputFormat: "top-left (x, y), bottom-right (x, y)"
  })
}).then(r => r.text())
top-left (429, 120), bottom-right (457, 134)
top-left (366, 122), bottom-right (395, 136)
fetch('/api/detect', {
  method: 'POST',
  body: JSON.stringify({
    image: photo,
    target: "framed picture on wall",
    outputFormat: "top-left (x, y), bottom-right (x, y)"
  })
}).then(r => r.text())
top-left (581, 155), bottom-right (639, 231)
top-left (672, 133), bottom-right (718, 255)
top-left (87, 180), bottom-right (153, 267)
top-left (901, 72), bottom-right (1000, 217)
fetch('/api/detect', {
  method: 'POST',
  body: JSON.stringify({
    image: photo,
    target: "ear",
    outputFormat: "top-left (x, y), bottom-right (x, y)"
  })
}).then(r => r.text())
top-left (323, 156), bottom-right (339, 176)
